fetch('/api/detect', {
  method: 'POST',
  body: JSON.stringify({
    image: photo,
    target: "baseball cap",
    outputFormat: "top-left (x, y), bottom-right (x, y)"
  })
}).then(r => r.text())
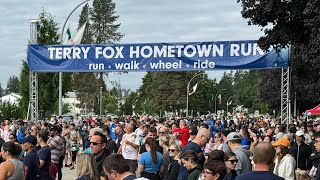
top-left (21, 135), bottom-right (37, 146)
top-left (273, 137), bottom-right (290, 148)
top-left (296, 130), bottom-right (304, 137)
top-left (50, 125), bottom-right (58, 131)
top-left (226, 132), bottom-right (242, 142)
top-left (172, 128), bottom-right (183, 134)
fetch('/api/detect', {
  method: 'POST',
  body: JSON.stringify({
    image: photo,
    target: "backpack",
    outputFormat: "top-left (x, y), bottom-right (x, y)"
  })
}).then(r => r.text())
top-left (49, 161), bottom-right (58, 180)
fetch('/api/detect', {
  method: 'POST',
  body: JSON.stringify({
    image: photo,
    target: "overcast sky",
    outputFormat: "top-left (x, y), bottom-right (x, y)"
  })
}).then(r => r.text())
top-left (0, 0), bottom-right (264, 91)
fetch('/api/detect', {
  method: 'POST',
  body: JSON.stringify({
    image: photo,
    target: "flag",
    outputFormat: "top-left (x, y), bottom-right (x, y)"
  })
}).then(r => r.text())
top-left (227, 100), bottom-right (232, 105)
top-left (66, 28), bottom-right (72, 41)
top-left (188, 83), bottom-right (198, 96)
top-left (218, 94), bottom-right (222, 104)
top-left (67, 22), bottom-right (87, 45)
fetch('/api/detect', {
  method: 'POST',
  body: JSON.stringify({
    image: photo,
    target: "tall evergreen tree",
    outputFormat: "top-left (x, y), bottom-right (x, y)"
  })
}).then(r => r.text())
top-left (0, 83), bottom-right (4, 97)
top-left (6, 75), bottom-right (20, 94)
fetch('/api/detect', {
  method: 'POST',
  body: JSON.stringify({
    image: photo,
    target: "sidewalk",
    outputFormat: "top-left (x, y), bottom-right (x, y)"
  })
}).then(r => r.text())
top-left (62, 165), bottom-right (77, 180)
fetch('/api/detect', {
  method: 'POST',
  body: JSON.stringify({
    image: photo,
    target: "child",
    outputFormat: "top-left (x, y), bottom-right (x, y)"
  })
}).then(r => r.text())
top-left (70, 139), bottom-right (79, 170)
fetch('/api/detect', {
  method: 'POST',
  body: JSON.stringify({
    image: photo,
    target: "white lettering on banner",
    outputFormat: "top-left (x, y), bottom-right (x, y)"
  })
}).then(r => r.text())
top-left (95, 46), bottom-right (124, 59)
top-left (184, 45), bottom-right (197, 58)
top-left (114, 61), bottom-right (140, 70)
top-left (130, 46), bottom-right (140, 58)
top-left (141, 46), bottom-right (153, 58)
top-left (194, 60), bottom-right (215, 69)
top-left (154, 46), bottom-right (167, 57)
top-left (230, 43), bottom-right (265, 57)
top-left (88, 63), bottom-right (104, 70)
top-left (149, 60), bottom-right (182, 70)
top-left (48, 47), bottom-right (90, 59)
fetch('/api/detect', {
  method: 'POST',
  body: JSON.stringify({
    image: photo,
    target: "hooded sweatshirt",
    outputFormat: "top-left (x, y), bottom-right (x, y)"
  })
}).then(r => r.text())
top-left (233, 145), bottom-right (252, 175)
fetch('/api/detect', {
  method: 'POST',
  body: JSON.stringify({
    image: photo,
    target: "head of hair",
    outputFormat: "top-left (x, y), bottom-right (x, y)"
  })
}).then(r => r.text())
top-left (2, 142), bottom-right (21, 157)
top-left (38, 130), bottom-right (50, 142)
top-left (90, 127), bottom-right (103, 134)
top-left (253, 142), bottom-right (275, 165)
top-left (224, 151), bottom-right (236, 161)
top-left (182, 150), bottom-right (199, 164)
top-left (200, 123), bottom-right (209, 129)
top-left (169, 140), bottom-right (182, 159)
top-left (76, 153), bottom-right (99, 180)
top-left (314, 132), bottom-right (320, 139)
top-left (103, 154), bottom-right (130, 174)
top-left (10, 133), bottom-right (17, 139)
top-left (159, 135), bottom-right (170, 147)
top-left (221, 129), bottom-right (230, 137)
top-left (241, 127), bottom-right (250, 139)
top-left (208, 150), bottom-right (225, 162)
top-left (145, 137), bottom-right (158, 163)
top-left (93, 131), bottom-right (107, 144)
top-left (147, 127), bottom-right (157, 134)
top-left (278, 125), bottom-right (285, 133)
top-left (275, 145), bottom-right (289, 162)
top-left (204, 160), bottom-right (226, 180)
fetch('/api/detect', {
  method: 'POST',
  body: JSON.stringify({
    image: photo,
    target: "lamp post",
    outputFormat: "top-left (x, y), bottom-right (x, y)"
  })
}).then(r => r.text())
top-left (58, 0), bottom-right (90, 116)
top-left (226, 95), bottom-right (234, 116)
top-left (186, 73), bottom-right (205, 117)
top-left (100, 87), bottom-right (103, 116)
top-left (214, 89), bottom-right (227, 115)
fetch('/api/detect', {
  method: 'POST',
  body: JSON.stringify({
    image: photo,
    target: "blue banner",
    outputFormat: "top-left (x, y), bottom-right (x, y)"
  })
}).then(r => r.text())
top-left (27, 40), bottom-right (289, 72)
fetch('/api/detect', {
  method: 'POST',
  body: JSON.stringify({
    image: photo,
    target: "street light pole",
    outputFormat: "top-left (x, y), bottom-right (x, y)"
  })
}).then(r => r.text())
top-left (58, 0), bottom-right (90, 116)
top-left (186, 73), bottom-right (205, 117)
top-left (226, 95), bottom-right (234, 116)
top-left (100, 87), bottom-right (103, 116)
top-left (215, 89), bottom-right (227, 115)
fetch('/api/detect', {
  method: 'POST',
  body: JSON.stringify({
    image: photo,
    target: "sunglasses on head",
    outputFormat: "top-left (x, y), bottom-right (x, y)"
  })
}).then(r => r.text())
top-left (90, 142), bottom-right (103, 146)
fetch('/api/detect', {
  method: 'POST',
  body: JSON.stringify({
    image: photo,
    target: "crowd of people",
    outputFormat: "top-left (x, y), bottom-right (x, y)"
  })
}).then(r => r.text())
top-left (1, 115), bottom-right (320, 180)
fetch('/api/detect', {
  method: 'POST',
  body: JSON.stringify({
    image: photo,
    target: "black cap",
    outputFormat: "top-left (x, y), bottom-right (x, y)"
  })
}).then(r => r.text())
top-left (22, 135), bottom-right (37, 146)
top-left (50, 125), bottom-right (59, 131)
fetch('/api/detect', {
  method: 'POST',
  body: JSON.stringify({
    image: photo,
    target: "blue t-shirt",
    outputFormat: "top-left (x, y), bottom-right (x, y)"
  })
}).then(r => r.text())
top-left (110, 122), bottom-right (116, 140)
top-left (235, 171), bottom-right (284, 180)
top-left (23, 150), bottom-right (39, 180)
top-left (38, 146), bottom-right (51, 171)
top-left (139, 151), bottom-right (163, 173)
top-left (241, 138), bottom-right (251, 146)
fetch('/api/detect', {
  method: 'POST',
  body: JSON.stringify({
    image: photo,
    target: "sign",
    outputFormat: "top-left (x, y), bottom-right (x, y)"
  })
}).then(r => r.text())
top-left (27, 40), bottom-right (289, 72)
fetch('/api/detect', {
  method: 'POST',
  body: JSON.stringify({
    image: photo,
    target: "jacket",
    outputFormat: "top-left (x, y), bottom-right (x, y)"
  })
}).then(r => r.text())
top-left (95, 148), bottom-right (111, 177)
top-left (187, 164), bottom-right (202, 180)
top-left (291, 141), bottom-right (312, 170)
top-left (233, 145), bottom-right (252, 175)
top-left (273, 154), bottom-right (296, 180)
top-left (163, 159), bottom-right (180, 180)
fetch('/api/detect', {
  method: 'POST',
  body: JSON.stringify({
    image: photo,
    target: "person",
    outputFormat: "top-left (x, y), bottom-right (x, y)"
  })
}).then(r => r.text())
top-left (272, 137), bottom-right (295, 180)
top-left (139, 127), bottom-right (163, 160)
top-left (177, 128), bottom-right (211, 180)
top-left (90, 131), bottom-right (111, 179)
top-left (240, 127), bottom-right (251, 146)
top-left (48, 125), bottom-right (64, 180)
top-left (226, 132), bottom-right (251, 175)
top-left (181, 150), bottom-right (202, 180)
top-left (235, 142), bottom-right (284, 180)
top-left (37, 130), bottom-right (52, 180)
top-left (103, 154), bottom-right (137, 180)
top-left (159, 126), bottom-right (169, 136)
top-left (117, 123), bottom-right (140, 174)
top-left (291, 130), bottom-right (312, 170)
top-left (163, 141), bottom-right (182, 180)
top-left (223, 151), bottom-right (238, 180)
top-left (159, 135), bottom-right (170, 177)
top-left (202, 160), bottom-right (227, 180)
top-left (213, 132), bottom-right (223, 150)
top-left (179, 120), bottom-right (190, 147)
top-left (138, 137), bottom-right (164, 180)
top-left (70, 139), bottom-right (80, 170)
top-left (208, 150), bottom-right (225, 162)
top-left (114, 124), bottom-right (124, 151)
top-left (21, 135), bottom-right (39, 180)
top-left (101, 125), bottom-right (117, 153)
top-left (30, 125), bottom-right (39, 137)
top-left (221, 129), bottom-right (231, 152)
top-left (313, 132), bottom-right (320, 180)
top-left (0, 142), bottom-right (24, 180)
top-left (188, 125), bottom-right (198, 141)
top-left (75, 153), bottom-right (99, 180)
top-left (9, 134), bottom-right (18, 144)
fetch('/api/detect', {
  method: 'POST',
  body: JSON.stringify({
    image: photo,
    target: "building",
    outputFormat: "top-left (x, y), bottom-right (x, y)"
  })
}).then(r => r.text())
top-left (0, 93), bottom-right (21, 105)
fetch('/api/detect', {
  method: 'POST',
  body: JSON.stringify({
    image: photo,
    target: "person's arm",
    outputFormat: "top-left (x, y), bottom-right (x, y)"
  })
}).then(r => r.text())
top-left (125, 139), bottom-right (139, 149)
top-left (39, 160), bottom-right (45, 168)
top-left (138, 164), bottom-right (144, 173)
top-left (159, 165), bottom-right (164, 174)
top-left (117, 144), bottom-right (122, 154)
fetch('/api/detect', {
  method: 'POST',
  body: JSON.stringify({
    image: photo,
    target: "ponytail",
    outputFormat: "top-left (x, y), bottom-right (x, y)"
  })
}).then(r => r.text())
top-left (145, 137), bottom-right (158, 164)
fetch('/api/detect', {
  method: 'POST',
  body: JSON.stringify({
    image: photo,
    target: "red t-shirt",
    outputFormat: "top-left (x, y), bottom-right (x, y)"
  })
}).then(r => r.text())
top-left (179, 127), bottom-right (190, 147)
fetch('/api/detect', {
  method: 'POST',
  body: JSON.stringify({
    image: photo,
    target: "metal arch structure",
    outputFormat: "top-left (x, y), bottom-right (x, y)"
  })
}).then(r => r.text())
top-left (280, 67), bottom-right (290, 128)
top-left (29, 19), bottom-right (40, 122)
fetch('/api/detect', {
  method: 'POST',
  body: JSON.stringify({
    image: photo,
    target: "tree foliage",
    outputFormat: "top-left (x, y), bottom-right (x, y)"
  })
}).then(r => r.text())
top-left (237, 0), bottom-right (320, 113)
top-left (6, 75), bottom-right (19, 94)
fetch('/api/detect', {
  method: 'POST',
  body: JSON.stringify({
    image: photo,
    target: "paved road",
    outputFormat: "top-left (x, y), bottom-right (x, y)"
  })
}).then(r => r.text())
top-left (62, 165), bottom-right (77, 180)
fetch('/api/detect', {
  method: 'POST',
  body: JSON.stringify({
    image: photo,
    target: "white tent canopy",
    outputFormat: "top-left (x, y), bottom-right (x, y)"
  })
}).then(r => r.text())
top-left (0, 93), bottom-right (21, 105)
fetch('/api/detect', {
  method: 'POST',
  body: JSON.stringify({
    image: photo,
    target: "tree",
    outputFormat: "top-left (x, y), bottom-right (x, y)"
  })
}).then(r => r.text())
top-left (6, 75), bottom-right (19, 94)
top-left (0, 83), bottom-right (4, 97)
top-left (237, 0), bottom-right (320, 112)
top-left (0, 102), bottom-right (23, 120)
top-left (20, 11), bottom-right (72, 116)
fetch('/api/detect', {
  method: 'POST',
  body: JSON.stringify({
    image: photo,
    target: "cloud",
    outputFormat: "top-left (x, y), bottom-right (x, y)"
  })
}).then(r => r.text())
top-left (0, 0), bottom-right (264, 91)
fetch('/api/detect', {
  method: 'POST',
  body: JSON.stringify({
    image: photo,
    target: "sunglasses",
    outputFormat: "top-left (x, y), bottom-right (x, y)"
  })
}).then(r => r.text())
top-left (159, 132), bottom-right (165, 134)
top-left (168, 149), bottom-right (177, 153)
top-left (90, 142), bottom-right (103, 146)
top-left (227, 159), bottom-right (238, 164)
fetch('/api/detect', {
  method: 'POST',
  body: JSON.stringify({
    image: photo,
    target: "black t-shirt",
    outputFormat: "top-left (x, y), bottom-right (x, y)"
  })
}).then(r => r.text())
top-left (23, 150), bottom-right (39, 180)
top-left (139, 140), bottom-right (163, 154)
top-left (235, 171), bottom-right (284, 180)
top-left (38, 146), bottom-right (51, 171)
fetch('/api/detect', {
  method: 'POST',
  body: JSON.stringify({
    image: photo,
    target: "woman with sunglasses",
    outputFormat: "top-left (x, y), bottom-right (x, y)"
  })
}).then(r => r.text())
top-left (223, 151), bottom-right (238, 180)
top-left (181, 150), bottom-right (202, 180)
top-left (213, 132), bottom-right (223, 150)
top-left (138, 137), bottom-right (164, 180)
top-left (9, 134), bottom-right (18, 144)
top-left (163, 141), bottom-right (182, 180)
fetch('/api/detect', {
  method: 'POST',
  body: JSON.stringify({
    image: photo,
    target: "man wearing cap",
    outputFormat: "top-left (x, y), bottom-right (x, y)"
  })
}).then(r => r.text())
top-left (48, 125), bottom-right (64, 180)
top-left (227, 132), bottom-right (251, 175)
top-left (21, 135), bottom-right (39, 180)
top-left (291, 130), bottom-right (312, 171)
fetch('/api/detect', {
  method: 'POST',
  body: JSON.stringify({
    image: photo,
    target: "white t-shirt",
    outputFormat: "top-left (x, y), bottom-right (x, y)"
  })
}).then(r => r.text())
top-left (121, 132), bottom-right (140, 160)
